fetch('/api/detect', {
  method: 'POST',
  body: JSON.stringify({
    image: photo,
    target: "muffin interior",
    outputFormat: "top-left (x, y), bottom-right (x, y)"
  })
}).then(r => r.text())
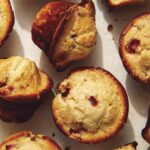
top-left (51, 0), bottom-right (96, 69)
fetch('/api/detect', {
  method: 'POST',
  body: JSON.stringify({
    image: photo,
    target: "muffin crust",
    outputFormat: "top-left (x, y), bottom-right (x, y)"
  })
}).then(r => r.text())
top-left (0, 56), bottom-right (53, 123)
top-left (0, 56), bottom-right (52, 102)
top-left (0, 0), bottom-right (14, 46)
top-left (0, 131), bottom-right (61, 150)
top-left (52, 67), bottom-right (128, 143)
top-left (120, 13), bottom-right (150, 83)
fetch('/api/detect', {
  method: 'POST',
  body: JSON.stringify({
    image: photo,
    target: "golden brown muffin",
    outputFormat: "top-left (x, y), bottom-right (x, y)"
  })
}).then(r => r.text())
top-left (119, 13), bottom-right (150, 83)
top-left (32, 0), bottom-right (96, 71)
top-left (0, 56), bottom-right (52, 102)
top-left (0, 56), bottom-right (53, 123)
top-left (52, 67), bottom-right (128, 143)
top-left (0, 131), bottom-right (62, 150)
top-left (0, 0), bottom-right (14, 46)
top-left (108, 0), bottom-right (145, 8)
top-left (142, 106), bottom-right (150, 144)
top-left (113, 141), bottom-right (138, 150)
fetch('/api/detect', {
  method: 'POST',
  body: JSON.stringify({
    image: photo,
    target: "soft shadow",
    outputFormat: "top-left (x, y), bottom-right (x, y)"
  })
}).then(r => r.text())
top-left (126, 75), bottom-right (150, 117)
top-left (0, 30), bottom-right (24, 58)
top-left (13, 0), bottom-right (50, 31)
top-left (147, 146), bottom-right (150, 150)
top-left (39, 51), bottom-right (68, 90)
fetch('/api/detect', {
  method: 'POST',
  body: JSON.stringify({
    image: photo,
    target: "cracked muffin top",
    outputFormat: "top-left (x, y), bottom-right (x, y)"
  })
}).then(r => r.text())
top-left (0, 56), bottom-right (53, 102)
top-left (113, 142), bottom-right (138, 150)
top-left (0, 0), bottom-right (14, 46)
top-left (52, 67), bottom-right (128, 143)
top-left (120, 13), bottom-right (150, 83)
top-left (0, 131), bottom-right (61, 150)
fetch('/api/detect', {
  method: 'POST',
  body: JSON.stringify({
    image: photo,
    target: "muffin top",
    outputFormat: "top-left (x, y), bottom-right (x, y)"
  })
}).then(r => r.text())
top-left (0, 131), bottom-right (61, 150)
top-left (120, 13), bottom-right (150, 83)
top-left (52, 67), bottom-right (128, 143)
top-left (0, 0), bottom-right (14, 46)
top-left (113, 142), bottom-right (138, 150)
top-left (0, 56), bottom-right (52, 102)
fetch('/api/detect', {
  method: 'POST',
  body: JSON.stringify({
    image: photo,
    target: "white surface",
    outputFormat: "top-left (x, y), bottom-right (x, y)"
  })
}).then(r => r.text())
top-left (0, 0), bottom-right (149, 149)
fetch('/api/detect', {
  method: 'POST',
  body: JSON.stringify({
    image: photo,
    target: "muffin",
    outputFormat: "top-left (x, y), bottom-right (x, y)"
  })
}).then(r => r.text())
top-left (113, 141), bottom-right (138, 150)
top-left (0, 56), bottom-right (53, 123)
top-left (32, 0), bottom-right (96, 71)
top-left (52, 67), bottom-right (128, 143)
top-left (0, 131), bottom-right (62, 150)
top-left (0, 0), bottom-right (14, 46)
top-left (119, 13), bottom-right (150, 83)
top-left (108, 0), bottom-right (145, 8)
top-left (142, 106), bottom-right (150, 143)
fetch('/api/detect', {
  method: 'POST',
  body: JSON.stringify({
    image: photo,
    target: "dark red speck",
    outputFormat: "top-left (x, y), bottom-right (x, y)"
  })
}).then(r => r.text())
top-left (88, 96), bottom-right (98, 106)
top-left (127, 39), bottom-right (140, 53)
top-left (6, 144), bottom-right (15, 150)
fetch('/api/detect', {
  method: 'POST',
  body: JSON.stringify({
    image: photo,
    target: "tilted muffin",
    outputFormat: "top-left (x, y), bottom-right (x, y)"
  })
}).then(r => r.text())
top-left (32, 0), bottom-right (96, 71)
top-left (0, 131), bottom-right (62, 150)
top-left (142, 106), bottom-right (150, 144)
top-left (108, 0), bottom-right (145, 8)
top-left (119, 13), bottom-right (150, 83)
top-left (113, 142), bottom-right (138, 150)
top-left (52, 67), bottom-right (128, 143)
top-left (0, 0), bottom-right (14, 46)
top-left (0, 56), bottom-right (53, 123)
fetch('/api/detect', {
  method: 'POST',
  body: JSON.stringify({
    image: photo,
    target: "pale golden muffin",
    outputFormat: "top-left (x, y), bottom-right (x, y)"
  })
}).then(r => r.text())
top-left (0, 56), bottom-right (53, 123)
top-left (113, 142), bottom-right (138, 150)
top-left (0, 0), bottom-right (14, 46)
top-left (108, 0), bottom-right (145, 8)
top-left (52, 67), bottom-right (128, 143)
top-left (32, 0), bottom-right (96, 71)
top-left (0, 131), bottom-right (62, 150)
top-left (119, 13), bottom-right (150, 83)
top-left (142, 106), bottom-right (150, 144)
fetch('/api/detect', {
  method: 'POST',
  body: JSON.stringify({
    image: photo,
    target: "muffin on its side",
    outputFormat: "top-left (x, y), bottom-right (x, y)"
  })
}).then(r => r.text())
top-left (0, 0), bottom-right (14, 46)
top-left (32, 0), bottom-right (96, 71)
top-left (113, 142), bottom-right (138, 150)
top-left (142, 106), bottom-right (150, 144)
top-left (119, 13), bottom-right (150, 83)
top-left (0, 131), bottom-right (62, 150)
top-left (52, 67), bottom-right (128, 143)
top-left (108, 0), bottom-right (145, 8)
top-left (0, 56), bottom-right (53, 123)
